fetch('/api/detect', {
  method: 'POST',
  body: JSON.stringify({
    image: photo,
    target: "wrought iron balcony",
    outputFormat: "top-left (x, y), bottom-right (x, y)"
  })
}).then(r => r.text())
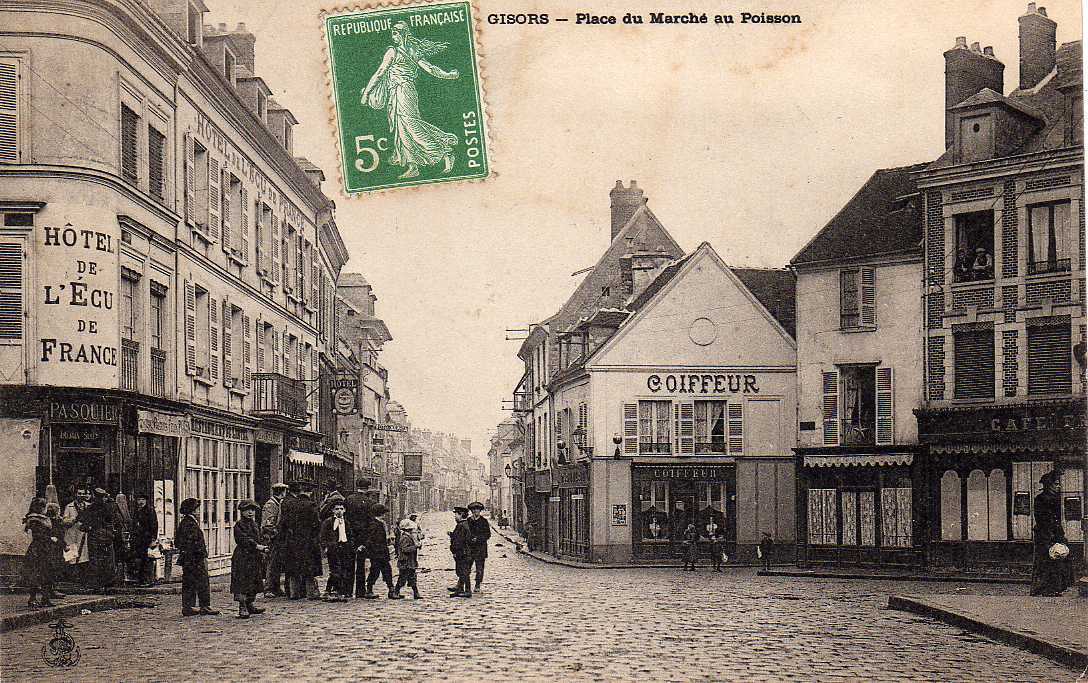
top-left (1028, 258), bottom-right (1071, 275)
top-left (150, 348), bottom-right (166, 397)
top-left (252, 372), bottom-right (308, 422)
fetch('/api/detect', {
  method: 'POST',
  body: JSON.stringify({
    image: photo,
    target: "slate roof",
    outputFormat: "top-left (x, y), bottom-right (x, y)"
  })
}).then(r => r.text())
top-left (790, 162), bottom-right (929, 267)
top-left (730, 267), bottom-right (797, 339)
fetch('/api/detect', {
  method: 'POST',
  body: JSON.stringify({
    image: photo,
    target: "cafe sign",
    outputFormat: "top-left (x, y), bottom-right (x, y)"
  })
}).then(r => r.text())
top-left (137, 410), bottom-right (191, 438)
top-left (918, 401), bottom-right (1087, 444)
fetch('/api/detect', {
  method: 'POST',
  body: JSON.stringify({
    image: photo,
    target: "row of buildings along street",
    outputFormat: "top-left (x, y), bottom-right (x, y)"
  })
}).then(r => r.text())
top-left (0, 0), bottom-right (486, 578)
top-left (495, 3), bottom-right (1086, 577)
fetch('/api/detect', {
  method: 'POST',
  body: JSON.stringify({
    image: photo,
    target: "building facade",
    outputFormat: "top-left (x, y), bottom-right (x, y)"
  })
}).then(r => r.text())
top-left (0, 0), bottom-right (347, 573)
top-left (916, 4), bottom-right (1085, 574)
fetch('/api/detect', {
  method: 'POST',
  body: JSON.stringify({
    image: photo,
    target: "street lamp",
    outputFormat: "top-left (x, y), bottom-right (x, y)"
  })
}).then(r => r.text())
top-left (556, 437), bottom-right (567, 465)
top-left (504, 463), bottom-right (512, 478)
top-left (613, 432), bottom-right (623, 459)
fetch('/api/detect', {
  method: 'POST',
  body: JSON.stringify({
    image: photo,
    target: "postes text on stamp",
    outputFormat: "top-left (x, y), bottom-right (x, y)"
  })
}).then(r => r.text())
top-left (323, 1), bottom-right (489, 194)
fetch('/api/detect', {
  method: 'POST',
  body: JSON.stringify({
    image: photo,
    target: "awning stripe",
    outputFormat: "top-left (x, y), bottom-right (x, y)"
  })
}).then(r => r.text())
top-left (803, 453), bottom-right (914, 468)
top-left (287, 449), bottom-right (324, 466)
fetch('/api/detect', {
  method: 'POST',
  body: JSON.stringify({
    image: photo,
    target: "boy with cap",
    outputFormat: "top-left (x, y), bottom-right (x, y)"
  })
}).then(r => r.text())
top-left (176, 498), bottom-right (219, 616)
top-left (465, 502), bottom-right (490, 592)
top-left (262, 482), bottom-right (289, 597)
top-left (363, 503), bottom-right (397, 598)
top-left (231, 500), bottom-right (268, 618)
top-left (448, 506), bottom-right (472, 598)
top-left (320, 501), bottom-right (354, 601)
top-left (393, 518), bottom-right (421, 599)
top-left (129, 492), bottom-right (158, 587)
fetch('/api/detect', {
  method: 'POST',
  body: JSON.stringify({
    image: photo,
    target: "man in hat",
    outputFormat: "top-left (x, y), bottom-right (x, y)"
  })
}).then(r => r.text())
top-left (77, 488), bottom-right (118, 593)
top-left (448, 506), bottom-right (472, 598)
top-left (278, 479), bottom-right (322, 600)
top-left (1031, 470), bottom-right (1071, 596)
top-left (129, 492), bottom-right (158, 587)
top-left (320, 501), bottom-right (353, 600)
top-left (176, 498), bottom-right (219, 616)
top-left (363, 503), bottom-right (396, 598)
top-left (465, 502), bottom-right (490, 593)
top-left (262, 483), bottom-right (289, 597)
top-left (344, 480), bottom-right (373, 598)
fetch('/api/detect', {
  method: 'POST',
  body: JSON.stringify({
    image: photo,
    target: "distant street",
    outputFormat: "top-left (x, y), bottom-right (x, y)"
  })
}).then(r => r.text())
top-left (0, 513), bottom-right (1072, 681)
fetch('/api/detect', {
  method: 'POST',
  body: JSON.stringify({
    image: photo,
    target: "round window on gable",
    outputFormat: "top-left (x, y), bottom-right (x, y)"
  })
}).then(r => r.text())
top-left (972, 123), bottom-right (981, 133)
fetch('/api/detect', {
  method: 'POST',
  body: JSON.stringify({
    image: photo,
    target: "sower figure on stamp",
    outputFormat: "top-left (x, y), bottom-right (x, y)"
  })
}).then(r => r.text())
top-left (465, 501), bottom-right (490, 592)
top-left (176, 497), bottom-right (219, 616)
top-left (448, 506), bottom-right (472, 598)
top-left (361, 21), bottom-right (460, 179)
top-left (261, 483), bottom-right (288, 598)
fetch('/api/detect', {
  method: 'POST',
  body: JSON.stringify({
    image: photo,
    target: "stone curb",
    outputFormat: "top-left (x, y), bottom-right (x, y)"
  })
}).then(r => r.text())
top-left (0, 595), bottom-right (133, 633)
top-left (762, 569), bottom-right (1031, 585)
top-left (888, 595), bottom-right (1088, 671)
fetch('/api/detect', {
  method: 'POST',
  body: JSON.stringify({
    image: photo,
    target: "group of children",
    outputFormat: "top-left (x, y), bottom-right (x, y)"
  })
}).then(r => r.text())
top-left (680, 520), bottom-right (775, 572)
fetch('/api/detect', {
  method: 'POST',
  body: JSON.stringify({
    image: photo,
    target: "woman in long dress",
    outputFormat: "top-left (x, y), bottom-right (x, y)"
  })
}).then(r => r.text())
top-left (361, 21), bottom-right (460, 179)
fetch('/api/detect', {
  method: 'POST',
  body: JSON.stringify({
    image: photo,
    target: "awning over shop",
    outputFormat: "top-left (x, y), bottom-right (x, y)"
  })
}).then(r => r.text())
top-left (287, 449), bottom-right (324, 466)
top-left (929, 441), bottom-right (1080, 456)
top-left (803, 453), bottom-right (914, 468)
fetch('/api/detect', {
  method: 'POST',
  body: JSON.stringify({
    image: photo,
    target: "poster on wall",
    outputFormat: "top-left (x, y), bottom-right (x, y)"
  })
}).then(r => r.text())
top-left (36, 205), bottom-right (121, 388)
top-left (154, 479), bottom-right (176, 542)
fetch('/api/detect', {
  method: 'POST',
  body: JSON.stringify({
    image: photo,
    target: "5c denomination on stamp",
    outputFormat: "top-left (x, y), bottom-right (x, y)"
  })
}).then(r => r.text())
top-left (322, 1), bottom-right (490, 194)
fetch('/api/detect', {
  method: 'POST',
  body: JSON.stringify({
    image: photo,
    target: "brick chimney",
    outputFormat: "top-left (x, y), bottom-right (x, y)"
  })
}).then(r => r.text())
top-left (1019, 3), bottom-right (1057, 90)
top-left (610, 180), bottom-right (646, 240)
top-left (944, 36), bottom-right (1004, 149)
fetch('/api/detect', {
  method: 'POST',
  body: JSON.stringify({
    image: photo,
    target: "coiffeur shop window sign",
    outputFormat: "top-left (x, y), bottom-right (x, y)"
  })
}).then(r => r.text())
top-left (633, 464), bottom-right (733, 480)
top-left (646, 373), bottom-right (760, 395)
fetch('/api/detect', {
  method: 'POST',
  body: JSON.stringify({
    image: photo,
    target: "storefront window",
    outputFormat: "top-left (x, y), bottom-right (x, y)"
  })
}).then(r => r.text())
top-left (1062, 469), bottom-right (1084, 542)
top-left (638, 400), bottom-right (671, 454)
top-left (880, 485), bottom-right (912, 547)
top-left (1011, 461), bottom-right (1053, 540)
top-left (807, 488), bottom-right (836, 545)
top-left (696, 482), bottom-right (726, 527)
top-left (640, 480), bottom-right (670, 540)
top-left (940, 470), bottom-right (961, 541)
top-left (694, 401), bottom-right (726, 454)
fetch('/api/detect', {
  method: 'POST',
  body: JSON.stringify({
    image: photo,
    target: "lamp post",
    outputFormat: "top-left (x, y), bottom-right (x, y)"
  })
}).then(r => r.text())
top-left (612, 433), bottom-right (623, 459)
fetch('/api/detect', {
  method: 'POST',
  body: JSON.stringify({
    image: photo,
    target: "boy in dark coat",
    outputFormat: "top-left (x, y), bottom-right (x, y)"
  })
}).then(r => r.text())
top-left (176, 498), bottom-right (219, 616)
top-left (393, 518), bottom-right (421, 599)
top-left (230, 500), bottom-right (267, 618)
top-left (278, 480), bottom-right (322, 600)
top-left (448, 507), bottom-right (472, 598)
top-left (759, 532), bottom-right (774, 571)
top-left (129, 493), bottom-right (158, 587)
top-left (363, 504), bottom-right (395, 599)
top-left (320, 501), bottom-right (353, 601)
top-left (465, 501), bottom-right (490, 592)
top-left (344, 480), bottom-right (373, 599)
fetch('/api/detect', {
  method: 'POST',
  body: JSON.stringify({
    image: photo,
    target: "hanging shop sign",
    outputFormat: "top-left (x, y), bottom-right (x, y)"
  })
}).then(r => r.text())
top-left (376, 423), bottom-right (409, 432)
top-left (333, 375), bottom-right (359, 415)
top-left (137, 410), bottom-right (191, 438)
top-left (403, 452), bottom-right (424, 481)
top-left (534, 469), bottom-right (553, 493)
top-left (631, 463), bottom-right (735, 481)
top-left (554, 463), bottom-right (589, 487)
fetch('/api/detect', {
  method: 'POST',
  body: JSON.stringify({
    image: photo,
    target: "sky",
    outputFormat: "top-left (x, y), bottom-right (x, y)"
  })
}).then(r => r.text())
top-left (209, 0), bottom-right (1082, 463)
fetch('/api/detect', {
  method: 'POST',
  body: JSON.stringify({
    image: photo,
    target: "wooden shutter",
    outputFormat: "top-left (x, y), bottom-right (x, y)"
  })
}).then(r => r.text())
top-left (0, 58), bottom-right (19, 162)
top-left (310, 245), bottom-right (319, 307)
top-left (578, 402), bottom-right (588, 449)
top-left (296, 235), bottom-right (304, 293)
top-left (0, 240), bottom-right (22, 341)
top-left (255, 316), bottom-right (264, 373)
top-left (184, 133), bottom-right (195, 226)
top-left (1028, 323), bottom-right (1072, 395)
top-left (208, 294), bottom-right (219, 381)
top-left (676, 400), bottom-right (694, 455)
top-left (860, 267), bottom-right (876, 327)
top-left (120, 104), bottom-right (138, 183)
top-left (222, 299), bottom-right (233, 387)
top-left (148, 125), bottom-right (165, 199)
top-left (271, 328), bottom-right (280, 374)
top-left (310, 347), bottom-right (319, 414)
top-left (242, 311), bottom-right (252, 391)
top-left (184, 281), bottom-right (197, 375)
top-left (221, 171), bottom-right (232, 254)
top-left (255, 205), bottom-right (265, 275)
top-left (727, 401), bottom-right (744, 455)
top-left (207, 156), bottom-right (221, 241)
top-left (875, 366), bottom-right (894, 445)
top-left (270, 214), bottom-right (280, 284)
top-left (282, 327), bottom-right (290, 378)
top-left (622, 402), bottom-right (638, 455)
top-left (953, 329), bottom-right (995, 399)
top-left (822, 370), bottom-right (840, 446)
top-left (239, 186), bottom-right (249, 263)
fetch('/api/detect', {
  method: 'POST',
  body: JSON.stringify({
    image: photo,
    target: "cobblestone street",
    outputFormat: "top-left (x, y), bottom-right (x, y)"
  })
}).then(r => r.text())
top-left (0, 514), bottom-right (1073, 681)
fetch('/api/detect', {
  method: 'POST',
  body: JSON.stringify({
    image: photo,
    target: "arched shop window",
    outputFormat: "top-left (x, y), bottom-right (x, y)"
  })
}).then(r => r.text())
top-left (940, 470), bottom-right (961, 541)
top-left (987, 469), bottom-right (1008, 541)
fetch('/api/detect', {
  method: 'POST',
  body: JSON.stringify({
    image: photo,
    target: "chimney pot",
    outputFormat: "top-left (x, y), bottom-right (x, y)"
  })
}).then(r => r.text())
top-left (236, 22), bottom-right (247, 32)
top-left (1027, 2), bottom-right (1036, 11)
top-left (984, 46), bottom-right (994, 57)
top-left (954, 36), bottom-right (967, 48)
top-left (609, 180), bottom-right (647, 241)
top-left (1018, 3), bottom-right (1057, 90)
top-left (1038, 6), bottom-right (1047, 16)
top-left (970, 41), bottom-right (981, 53)
top-left (218, 22), bottom-right (227, 31)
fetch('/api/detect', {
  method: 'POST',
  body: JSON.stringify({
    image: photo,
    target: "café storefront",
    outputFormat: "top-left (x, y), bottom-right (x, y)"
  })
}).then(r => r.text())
top-left (917, 399), bottom-right (1086, 574)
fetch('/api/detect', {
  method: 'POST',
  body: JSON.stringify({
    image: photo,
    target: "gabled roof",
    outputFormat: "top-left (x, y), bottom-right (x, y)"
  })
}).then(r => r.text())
top-left (790, 163), bottom-right (928, 267)
top-left (730, 267), bottom-right (797, 339)
top-left (951, 87), bottom-right (1045, 121)
top-left (516, 315), bottom-right (554, 361)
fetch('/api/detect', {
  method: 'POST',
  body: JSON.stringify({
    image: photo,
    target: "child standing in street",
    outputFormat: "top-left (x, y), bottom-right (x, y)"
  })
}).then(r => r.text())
top-left (682, 522), bottom-right (699, 571)
top-left (230, 500), bottom-right (267, 619)
top-left (22, 497), bottom-right (57, 608)
top-left (759, 532), bottom-right (774, 571)
top-left (393, 518), bottom-right (421, 599)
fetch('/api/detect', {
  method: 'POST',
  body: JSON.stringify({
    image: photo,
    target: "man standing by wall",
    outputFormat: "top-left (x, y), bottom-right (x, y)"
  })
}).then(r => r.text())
top-left (261, 483), bottom-right (288, 597)
top-left (466, 501), bottom-right (490, 593)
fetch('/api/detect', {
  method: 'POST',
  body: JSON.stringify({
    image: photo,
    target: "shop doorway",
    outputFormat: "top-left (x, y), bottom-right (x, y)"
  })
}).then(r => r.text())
top-left (255, 443), bottom-right (273, 504)
top-left (51, 451), bottom-right (106, 506)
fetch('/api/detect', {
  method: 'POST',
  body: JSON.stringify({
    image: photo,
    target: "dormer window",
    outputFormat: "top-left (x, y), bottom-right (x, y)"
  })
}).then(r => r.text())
top-left (186, 3), bottom-right (202, 46)
top-left (257, 90), bottom-right (266, 123)
top-left (959, 113), bottom-right (994, 162)
top-left (283, 120), bottom-right (292, 152)
top-left (224, 49), bottom-right (236, 86)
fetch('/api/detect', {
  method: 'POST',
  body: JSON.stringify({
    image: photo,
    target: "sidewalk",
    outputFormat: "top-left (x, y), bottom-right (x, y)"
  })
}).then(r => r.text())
top-left (0, 575), bottom-right (230, 633)
top-left (889, 593), bottom-right (1088, 670)
top-left (761, 567), bottom-right (1031, 585)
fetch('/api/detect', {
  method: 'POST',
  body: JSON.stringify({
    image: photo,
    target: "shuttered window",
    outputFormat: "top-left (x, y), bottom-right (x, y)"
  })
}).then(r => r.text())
top-left (0, 57), bottom-right (20, 163)
top-left (0, 240), bottom-right (23, 341)
top-left (1027, 322), bottom-right (1072, 395)
top-left (121, 105), bottom-right (139, 183)
top-left (148, 125), bottom-right (166, 200)
top-left (953, 328), bottom-right (995, 399)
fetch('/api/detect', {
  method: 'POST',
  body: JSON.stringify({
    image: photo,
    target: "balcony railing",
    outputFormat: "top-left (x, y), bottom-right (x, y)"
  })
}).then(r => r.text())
top-left (121, 339), bottom-right (138, 392)
top-left (638, 442), bottom-right (672, 455)
top-left (252, 372), bottom-right (308, 422)
top-left (841, 419), bottom-right (875, 446)
top-left (695, 441), bottom-right (727, 454)
top-left (1028, 258), bottom-right (1071, 275)
top-left (150, 348), bottom-right (166, 397)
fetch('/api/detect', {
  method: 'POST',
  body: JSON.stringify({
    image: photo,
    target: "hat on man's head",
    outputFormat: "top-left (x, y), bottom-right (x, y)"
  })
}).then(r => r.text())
top-left (271, 482), bottom-right (289, 491)
top-left (179, 498), bottom-right (200, 515)
top-left (468, 501), bottom-right (485, 511)
top-left (370, 503), bottom-right (388, 516)
top-left (1040, 470), bottom-right (1061, 486)
top-left (237, 499), bottom-right (260, 513)
top-left (453, 506), bottom-right (469, 515)
top-left (93, 487), bottom-right (107, 497)
top-left (356, 478), bottom-right (372, 491)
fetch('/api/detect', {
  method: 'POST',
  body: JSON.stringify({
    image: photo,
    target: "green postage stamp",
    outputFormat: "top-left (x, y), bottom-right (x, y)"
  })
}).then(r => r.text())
top-left (322, 1), bottom-right (490, 194)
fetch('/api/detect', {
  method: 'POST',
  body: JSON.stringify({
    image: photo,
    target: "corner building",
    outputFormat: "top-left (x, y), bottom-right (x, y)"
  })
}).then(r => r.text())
top-left (0, 0), bottom-right (348, 574)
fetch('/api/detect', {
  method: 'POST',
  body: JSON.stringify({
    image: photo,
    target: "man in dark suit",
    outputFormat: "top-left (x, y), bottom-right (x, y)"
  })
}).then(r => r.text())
top-left (343, 479), bottom-right (373, 598)
top-left (363, 503), bottom-right (396, 599)
top-left (129, 492), bottom-right (158, 587)
top-left (465, 501), bottom-right (491, 593)
top-left (175, 497), bottom-right (219, 616)
top-left (448, 506), bottom-right (472, 598)
top-left (277, 480), bottom-right (322, 600)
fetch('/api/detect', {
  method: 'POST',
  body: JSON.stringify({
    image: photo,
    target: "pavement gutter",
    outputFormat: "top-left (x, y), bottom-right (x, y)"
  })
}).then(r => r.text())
top-left (888, 595), bottom-right (1088, 671)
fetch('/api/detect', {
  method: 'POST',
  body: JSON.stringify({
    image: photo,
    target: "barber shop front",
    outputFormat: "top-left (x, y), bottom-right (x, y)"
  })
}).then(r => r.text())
top-left (631, 462), bottom-right (736, 560)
